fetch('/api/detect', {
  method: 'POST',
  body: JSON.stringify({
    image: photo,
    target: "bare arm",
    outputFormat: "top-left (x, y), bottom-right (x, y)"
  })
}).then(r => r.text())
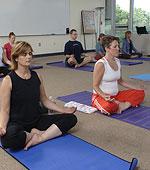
top-left (0, 76), bottom-right (12, 136)
top-left (38, 74), bottom-right (76, 114)
top-left (2, 48), bottom-right (11, 65)
top-left (118, 77), bottom-right (143, 90)
top-left (93, 62), bottom-right (111, 100)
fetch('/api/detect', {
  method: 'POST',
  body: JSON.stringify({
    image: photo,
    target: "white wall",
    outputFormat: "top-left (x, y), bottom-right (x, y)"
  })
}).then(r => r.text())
top-left (0, 0), bottom-right (105, 55)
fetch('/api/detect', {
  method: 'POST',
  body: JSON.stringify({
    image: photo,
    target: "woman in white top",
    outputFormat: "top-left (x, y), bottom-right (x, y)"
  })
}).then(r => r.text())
top-left (92, 36), bottom-right (145, 115)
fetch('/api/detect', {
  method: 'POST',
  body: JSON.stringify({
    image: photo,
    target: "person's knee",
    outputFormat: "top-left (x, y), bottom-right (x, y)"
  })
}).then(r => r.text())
top-left (135, 89), bottom-right (145, 102)
top-left (1, 125), bottom-right (26, 150)
top-left (103, 102), bottom-right (119, 114)
top-left (69, 114), bottom-right (78, 127)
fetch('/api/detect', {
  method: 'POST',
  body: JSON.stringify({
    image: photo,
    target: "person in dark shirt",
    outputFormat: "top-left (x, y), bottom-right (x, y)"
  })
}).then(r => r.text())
top-left (64, 29), bottom-right (94, 68)
top-left (0, 41), bottom-right (77, 150)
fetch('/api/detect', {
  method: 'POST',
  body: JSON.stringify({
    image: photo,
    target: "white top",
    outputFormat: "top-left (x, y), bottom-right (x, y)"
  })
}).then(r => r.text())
top-left (93, 57), bottom-right (121, 96)
top-left (0, 47), bottom-right (5, 67)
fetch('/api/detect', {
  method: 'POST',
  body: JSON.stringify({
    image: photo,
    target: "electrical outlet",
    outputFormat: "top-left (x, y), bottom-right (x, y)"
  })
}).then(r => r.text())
top-left (38, 42), bottom-right (41, 47)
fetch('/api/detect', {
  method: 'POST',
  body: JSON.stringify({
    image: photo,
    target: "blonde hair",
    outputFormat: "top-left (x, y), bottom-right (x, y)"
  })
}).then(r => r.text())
top-left (10, 41), bottom-right (33, 70)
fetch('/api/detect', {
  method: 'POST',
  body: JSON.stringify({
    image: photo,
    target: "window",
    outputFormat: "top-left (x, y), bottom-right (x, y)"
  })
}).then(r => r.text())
top-left (133, 0), bottom-right (150, 32)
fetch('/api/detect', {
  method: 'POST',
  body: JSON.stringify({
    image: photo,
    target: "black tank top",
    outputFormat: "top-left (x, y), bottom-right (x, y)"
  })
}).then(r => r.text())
top-left (9, 70), bottom-right (41, 124)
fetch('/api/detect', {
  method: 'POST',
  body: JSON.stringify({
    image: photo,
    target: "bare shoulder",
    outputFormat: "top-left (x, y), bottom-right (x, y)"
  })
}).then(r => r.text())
top-left (36, 72), bottom-right (43, 83)
top-left (95, 59), bottom-right (105, 69)
top-left (1, 75), bottom-right (12, 90)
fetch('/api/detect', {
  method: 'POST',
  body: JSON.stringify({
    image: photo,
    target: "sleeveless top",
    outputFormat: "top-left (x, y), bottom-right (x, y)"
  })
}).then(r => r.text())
top-left (9, 70), bottom-right (41, 124)
top-left (93, 57), bottom-right (121, 96)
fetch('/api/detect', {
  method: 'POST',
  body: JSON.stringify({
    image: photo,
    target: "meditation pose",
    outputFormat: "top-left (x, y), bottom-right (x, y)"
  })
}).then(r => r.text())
top-left (3, 32), bottom-right (16, 63)
top-left (92, 36), bottom-right (145, 115)
top-left (121, 31), bottom-right (142, 58)
top-left (64, 29), bottom-right (94, 68)
top-left (0, 41), bottom-right (77, 150)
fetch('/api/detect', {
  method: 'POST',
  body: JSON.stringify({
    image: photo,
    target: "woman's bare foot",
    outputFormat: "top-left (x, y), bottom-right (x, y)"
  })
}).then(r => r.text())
top-left (117, 102), bottom-right (131, 114)
top-left (24, 133), bottom-right (43, 150)
top-left (31, 128), bottom-right (45, 135)
top-left (75, 64), bottom-right (80, 68)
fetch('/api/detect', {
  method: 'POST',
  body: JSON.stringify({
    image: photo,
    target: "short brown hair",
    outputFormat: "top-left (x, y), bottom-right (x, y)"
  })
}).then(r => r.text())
top-left (9, 32), bottom-right (15, 38)
top-left (102, 35), bottom-right (119, 49)
top-left (98, 33), bottom-right (105, 41)
top-left (69, 29), bottom-right (77, 34)
top-left (125, 31), bottom-right (131, 38)
top-left (10, 41), bottom-right (33, 70)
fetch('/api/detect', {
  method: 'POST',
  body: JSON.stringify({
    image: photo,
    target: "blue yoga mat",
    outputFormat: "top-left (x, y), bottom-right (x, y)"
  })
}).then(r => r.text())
top-left (129, 73), bottom-right (150, 81)
top-left (46, 61), bottom-right (93, 72)
top-left (0, 135), bottom-right (138, 170)
top-left (30, 65), bottom-right (43, 70)
top-left (120, 60), bottom-right (143, 66)
top-left (58, 91), bottom-right (150, 130)
top-left (130, 57), bottom-right (150, 61)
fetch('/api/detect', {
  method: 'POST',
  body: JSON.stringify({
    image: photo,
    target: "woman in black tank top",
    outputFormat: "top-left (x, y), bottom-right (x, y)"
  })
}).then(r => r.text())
top-left (0, 41), bottom-right (77, 150)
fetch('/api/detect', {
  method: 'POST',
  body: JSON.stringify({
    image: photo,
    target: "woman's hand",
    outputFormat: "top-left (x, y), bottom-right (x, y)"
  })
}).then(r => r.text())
top-left (0, 126), bottom-right (6, 136)
top-left (63, 107), bottom-right (77, 114)
top-left (102, 94), bottom-right (114, 102)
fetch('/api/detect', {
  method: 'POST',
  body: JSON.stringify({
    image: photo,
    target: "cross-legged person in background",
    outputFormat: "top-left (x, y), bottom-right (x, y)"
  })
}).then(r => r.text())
top-left (92, 35), bottom-right (145, 115)
top-left (120, 31), bottom-right (142, 59)
top-left (3, 32), bottom-right (16, 63)
top-left (64, 29), bottom-right (95, 68)
top-left (0, 41), bottom-right (77, 150)
top-left (95, 33), bottom-right (105, 61)
top-left (0, 34), bottom-right (11, 76)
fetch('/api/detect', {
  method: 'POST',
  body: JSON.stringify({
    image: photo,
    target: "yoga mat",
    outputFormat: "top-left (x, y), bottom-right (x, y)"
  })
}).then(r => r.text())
top-left (120, 60), bottom-right (143, 66)
top-left (0, 135), bottom-right (138, 170)
top-left (129, 74), bottom-right (150, 81)
top-left (130, 57), bottom-right (150, 61)
top-left (0, 74), bottom-right (5, 78)
top-left (30, 65), bottom-right (43, 70)
top-left (58, 91), bottom-right (150, 130)
top-left (46, 61), bottom-right (94, 72)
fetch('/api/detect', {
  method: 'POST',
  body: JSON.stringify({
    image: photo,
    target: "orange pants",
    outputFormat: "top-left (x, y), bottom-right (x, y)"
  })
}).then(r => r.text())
top-left (92, 89), bottom-right (145, 114)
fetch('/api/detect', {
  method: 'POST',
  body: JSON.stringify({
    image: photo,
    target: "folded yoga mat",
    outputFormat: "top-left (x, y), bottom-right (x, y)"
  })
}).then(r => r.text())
top-left (46, 61), bottom-right (94, 72)
top-left (0, 135), bottom-right (138, 170)
top-left (30, 65), bottom-right (43, 70)
top-left (129, 73), bottom-right (150, 81)
top-left (58, 91), bottom-right (150, 130)
top-left (120, 60), bottom-right (143, 66)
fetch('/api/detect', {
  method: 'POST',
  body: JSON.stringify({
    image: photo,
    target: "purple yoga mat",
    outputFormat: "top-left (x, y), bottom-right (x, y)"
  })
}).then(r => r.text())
top-left (120, 60), bottom-right (143, 66)
top-left (30, 65), bottom-right (43, 70)
top-left (58, 91), bottom-right (150, 130)
top-left (130, 57), bottom-right (150, 61)
top-left (46, 61), bottom-right (94, 72)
